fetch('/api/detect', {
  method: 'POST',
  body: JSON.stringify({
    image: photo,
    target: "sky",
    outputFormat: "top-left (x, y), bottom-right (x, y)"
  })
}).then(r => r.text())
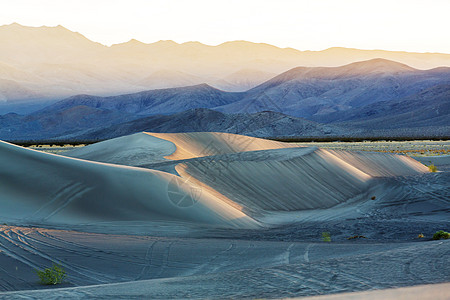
top-left (1, 0), bottom-right (449, 53)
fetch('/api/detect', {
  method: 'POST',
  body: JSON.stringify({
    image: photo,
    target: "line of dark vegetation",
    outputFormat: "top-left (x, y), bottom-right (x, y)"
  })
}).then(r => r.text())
top-left (267, 136), bottom-right (450, 143)
top-left (7, 140), bottom-right (101, 147)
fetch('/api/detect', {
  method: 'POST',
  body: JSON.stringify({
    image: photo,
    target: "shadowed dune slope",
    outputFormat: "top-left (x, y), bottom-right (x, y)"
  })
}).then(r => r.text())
top-left (173, 147), bottom-right (428, 218)
top-left (175, 147), bottom-right (371, 216)
top-left (326, 150), bottom-right (428, 177)
top-left (0, 141), bottom-right (257, 228)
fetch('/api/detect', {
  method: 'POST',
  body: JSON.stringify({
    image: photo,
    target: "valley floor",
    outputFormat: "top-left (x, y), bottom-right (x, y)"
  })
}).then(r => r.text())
top-left (294, 140), bottom-right (450, 157)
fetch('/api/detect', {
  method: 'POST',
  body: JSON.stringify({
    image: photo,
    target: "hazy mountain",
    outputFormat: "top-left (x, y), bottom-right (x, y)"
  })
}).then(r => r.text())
top-left (0, 78), bottom-right (42, 102)
top-left (0, 23), bottom-right (104, 66)
top-left (217, 59), bottom-right (450, 118)
top-left (0, 23), bottom-right (143, 103)
top-left (74, 108), bottom-right (349, 140)
top-left (213, 69), bottom-right (277, 92)
top-left (137, 69), bottom-right (203, 90)
top-left (1, 23), bottom-right (450, 106)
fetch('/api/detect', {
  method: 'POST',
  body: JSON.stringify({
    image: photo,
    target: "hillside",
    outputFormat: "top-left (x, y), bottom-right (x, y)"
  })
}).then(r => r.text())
top-left (40, 84), bottom-right (243, 116)
top-left (329, 84), bottom-right (450, 136)
top-left (0, 84), bottom-right (243, 140)
top-left (73, 108), bottom-right (348, 140)
top-left (217, 59), bottom-right (450, 118)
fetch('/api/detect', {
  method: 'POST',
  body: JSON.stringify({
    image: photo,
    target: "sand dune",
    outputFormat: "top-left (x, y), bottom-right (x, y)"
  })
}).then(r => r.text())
top-left (66, 132), bottom-right (298, 165)
top-left (0, 132), bottom-right (448, 299)
top-left (0, 140), bottom-right (257, 228)
top-left (2, 132), bottom-right (429, 229)
top-left (174, 147), bottom-right (372, 217)
top-left (67, 132), bottom-right (428, 222)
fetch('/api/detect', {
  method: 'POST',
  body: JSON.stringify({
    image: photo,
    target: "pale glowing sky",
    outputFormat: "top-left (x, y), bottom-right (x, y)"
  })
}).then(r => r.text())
top-left (1, 0), bottom-right (449, 53)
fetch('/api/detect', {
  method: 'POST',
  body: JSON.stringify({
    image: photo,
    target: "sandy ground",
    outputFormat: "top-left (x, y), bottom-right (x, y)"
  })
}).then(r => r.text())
top-left (415, 155), bottom-right (450, 172)
top-left (0, 132), bottom-right (448, 299)
top-left (299, 282), bottom-right (450, 300)
top-left (294, 140), bottom-right (450, 156)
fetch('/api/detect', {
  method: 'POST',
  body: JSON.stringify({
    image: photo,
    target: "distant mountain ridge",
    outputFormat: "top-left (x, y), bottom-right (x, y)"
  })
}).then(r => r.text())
top-left (0, 84), bottom-right (243, 140)
top-left (1, 23), bottom-right (450, 107)
top-left (0, 58), bottom-right (448, 141)
top-left (217, 59), bottom-right (450, 118)
top-left (40, 84), bottom-right (243, 116)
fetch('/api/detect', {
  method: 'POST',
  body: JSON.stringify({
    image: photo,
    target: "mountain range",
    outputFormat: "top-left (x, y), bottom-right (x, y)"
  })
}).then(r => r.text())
top-left (2, 23), bottom-right (450, 112)
top-left (1, 57), bottom-right (448, 141)
top-left (218, 59), bottom-right (450, 118)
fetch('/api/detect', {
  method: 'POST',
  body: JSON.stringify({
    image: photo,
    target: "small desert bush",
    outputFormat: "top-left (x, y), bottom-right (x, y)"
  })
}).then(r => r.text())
top-left (322, 232), bottom-right (331, 242)
top-left (36, 264), bottom-right (66, 285)
top-left (428, 164), bottom-right (438, 172)
top-left (432, 230), bottom-right (449, 240)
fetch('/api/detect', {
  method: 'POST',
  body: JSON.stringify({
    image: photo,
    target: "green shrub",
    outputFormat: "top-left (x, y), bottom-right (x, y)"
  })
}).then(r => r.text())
top-left (322, 232), bottom-right (331, 242)
top-left (36, 264), bottom-right (66, 285)
top-left (428, 164), bottom-right (438, 172)
top-left (432, 230), bottom-right (449, 240)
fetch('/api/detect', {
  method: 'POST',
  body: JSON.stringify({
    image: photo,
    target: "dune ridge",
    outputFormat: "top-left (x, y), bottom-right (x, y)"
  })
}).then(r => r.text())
top-left (65, 132), bottom-right (176, 165)
top-left (0, 132), bottom-right (430, 229)
top-left (148, 132), bottom-right (299, 160)
top-left (0, 140), bottom-right (258, 228)
top-left (65, 132), bottom-right (429, 224)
